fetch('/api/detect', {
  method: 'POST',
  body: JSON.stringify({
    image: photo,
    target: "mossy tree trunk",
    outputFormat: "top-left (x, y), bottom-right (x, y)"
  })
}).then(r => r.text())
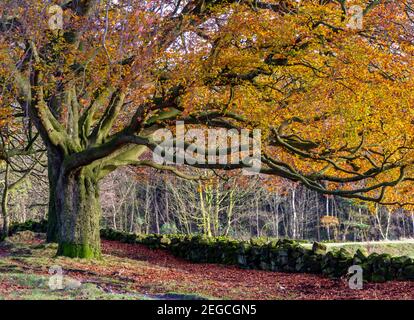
top-left (53, 166), bottom-right (102, 259)
top-left (45, 141), bottom-right (148, 259)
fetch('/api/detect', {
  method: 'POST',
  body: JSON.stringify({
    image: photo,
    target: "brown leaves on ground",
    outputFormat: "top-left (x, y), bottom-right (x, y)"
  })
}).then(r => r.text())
top-left (0, 238), bottom-right (413, 300)
top-left (101, 240), bottom-right (414, 300)
top-left (0, 278), bottom-right (29, 295)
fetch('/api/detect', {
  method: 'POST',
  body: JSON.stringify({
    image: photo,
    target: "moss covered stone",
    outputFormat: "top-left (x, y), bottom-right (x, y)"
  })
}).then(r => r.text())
top-left (160, 236), bottom-right (171, 246)
top-left (312, 242), bottom-right (327, 255)
top-left (402, 265), bottom-right (414, 280)
top-left (353, 248), bottom-right (368, 264)
top-left (371, 274), bottom-right (386, 283)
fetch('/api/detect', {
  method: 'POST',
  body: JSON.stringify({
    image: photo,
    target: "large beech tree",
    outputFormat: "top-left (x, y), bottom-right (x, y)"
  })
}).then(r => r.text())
top-left (1, 0), bottom-right (414, 258)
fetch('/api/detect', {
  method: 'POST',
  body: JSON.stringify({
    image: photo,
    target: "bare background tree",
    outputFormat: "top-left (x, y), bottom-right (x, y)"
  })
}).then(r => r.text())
top-left (98, 169), bottom-right (414, 241)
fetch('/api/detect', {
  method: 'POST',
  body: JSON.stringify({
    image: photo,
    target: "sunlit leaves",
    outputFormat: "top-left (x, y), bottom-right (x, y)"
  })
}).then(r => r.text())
top-left (2, 0), bottom-right (414, 206)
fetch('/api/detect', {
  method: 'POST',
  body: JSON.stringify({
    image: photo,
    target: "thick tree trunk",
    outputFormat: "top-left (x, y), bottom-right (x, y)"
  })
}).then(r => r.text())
top-left (45, 139), bottom-right (133, 258)
top-left (53, 167), bottom-right (102, 259)
top-left (47, 146), bottom-right (101, 259)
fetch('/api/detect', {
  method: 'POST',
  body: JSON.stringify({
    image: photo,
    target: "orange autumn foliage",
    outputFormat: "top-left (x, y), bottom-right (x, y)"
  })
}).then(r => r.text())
top-left (0, 0), bottom-right (414, 209)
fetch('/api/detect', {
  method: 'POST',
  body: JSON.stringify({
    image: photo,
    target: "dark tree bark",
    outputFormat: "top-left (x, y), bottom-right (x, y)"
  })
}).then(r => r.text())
top-left (46, 148), bottom-right (63, 243)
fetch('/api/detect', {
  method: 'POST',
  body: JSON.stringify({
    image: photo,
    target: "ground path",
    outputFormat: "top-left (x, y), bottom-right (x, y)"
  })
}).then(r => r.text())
top-left (0, 236), bottom-right (413, 300)
top-left (100, 240), bottom-right (414, 300)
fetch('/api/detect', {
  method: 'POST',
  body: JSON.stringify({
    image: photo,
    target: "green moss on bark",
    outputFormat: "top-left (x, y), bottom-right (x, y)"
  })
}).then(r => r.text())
top-left (53, 168), bottom-right (103, 259)
top-left (57, 243), bottom-right (101, 259)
